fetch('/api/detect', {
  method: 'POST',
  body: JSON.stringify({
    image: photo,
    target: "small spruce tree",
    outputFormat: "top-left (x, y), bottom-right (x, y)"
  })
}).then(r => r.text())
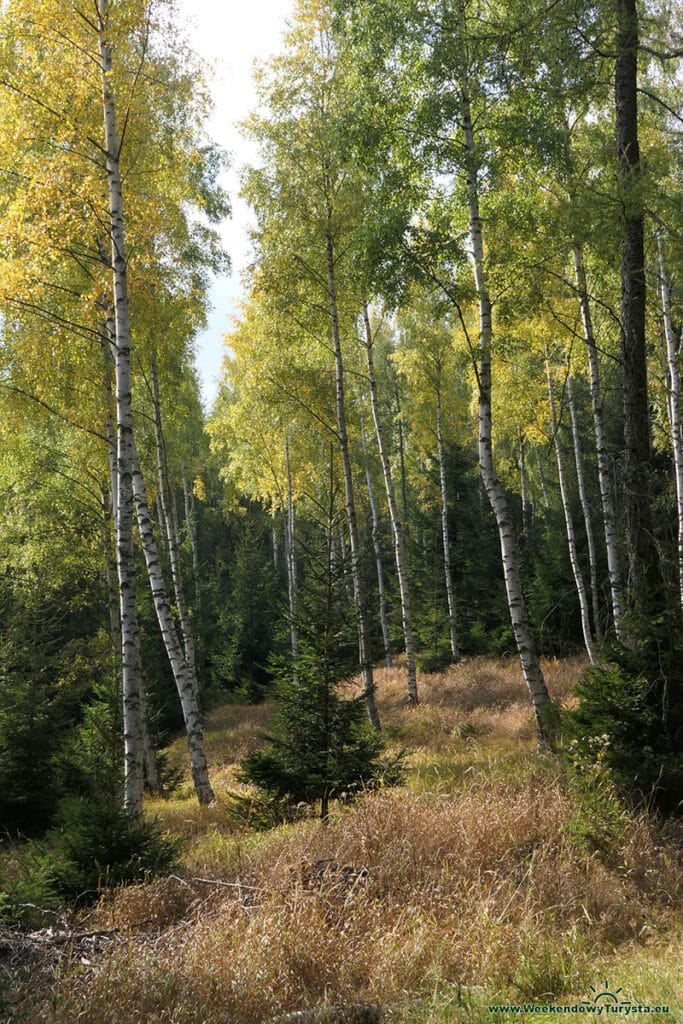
top-left (238, 462), bottom-right (393, 821)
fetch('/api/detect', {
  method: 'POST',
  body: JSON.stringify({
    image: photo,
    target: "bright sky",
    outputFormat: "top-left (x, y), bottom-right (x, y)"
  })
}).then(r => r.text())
top-left (175, 0), bottom-right (295, 408)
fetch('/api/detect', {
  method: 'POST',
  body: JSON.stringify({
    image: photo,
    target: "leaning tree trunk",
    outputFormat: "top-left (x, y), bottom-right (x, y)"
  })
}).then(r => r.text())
top-left (360, 417), bottom-right (393, 668)
top-left (97, 1), bottom-right (143, 813)
top-left (460, 75), bottom-right (551, 747)
top-left (436, 379), bottom-right (460, 662)
top-left (131, 456), bottom-right (214, 804)
top-left (99, 479), bottom-right (161, 795)
top-left (362, 301), bottom-right (418, 702)
top-left (657, 234), bottom-right (683, 613)
top-left (616, 0), bottom-right (658, 612)
top-left (101, 333), bottom-right (161, 793)
top-left (150, 358), bottom-right (197, 675)
top-left (325, 226), bottom-right (380, 728)
top-left (572, 244), bottom-right (626, 641)
top-left (101, 397), bottom-right (162, 797)
top-left (566, 370), bottom-right (602, 638)
top-left (546, 356), bottom-right (600, 665)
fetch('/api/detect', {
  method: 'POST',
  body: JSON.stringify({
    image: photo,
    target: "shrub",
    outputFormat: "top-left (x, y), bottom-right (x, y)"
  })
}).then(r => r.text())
top-left (416, 647), bottom-right (453, 674)
top-left (563, 651), bottom-right (683, 814)
top-left (45, 797), bottom-right (181, 899)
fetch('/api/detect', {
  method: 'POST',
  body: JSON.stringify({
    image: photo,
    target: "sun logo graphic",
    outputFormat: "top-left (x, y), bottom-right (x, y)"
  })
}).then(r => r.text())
top-left (582, 980), bottom-right (633, 1009)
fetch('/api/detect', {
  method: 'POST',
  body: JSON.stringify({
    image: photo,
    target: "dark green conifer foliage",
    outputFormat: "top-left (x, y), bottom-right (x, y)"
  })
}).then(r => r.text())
top-left (238, 472), bottom-right (392, 821)
top-left (210, 504), bottom-right (281, 701)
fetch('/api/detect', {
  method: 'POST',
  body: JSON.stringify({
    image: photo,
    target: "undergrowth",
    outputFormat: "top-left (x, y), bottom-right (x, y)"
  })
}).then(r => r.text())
top-left (2, 657), bottom-right (681, 1024)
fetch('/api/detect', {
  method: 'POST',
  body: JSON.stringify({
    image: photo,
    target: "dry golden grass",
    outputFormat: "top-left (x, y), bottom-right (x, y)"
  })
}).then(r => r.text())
top-left (39, 777), bottom-right (680, 1024)
top-left (9, 656), bottom-right (682, 1024)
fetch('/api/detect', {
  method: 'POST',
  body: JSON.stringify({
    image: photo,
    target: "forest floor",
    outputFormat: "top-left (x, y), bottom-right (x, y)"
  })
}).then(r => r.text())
top-left (3, 656), bottom-right (682, 1024)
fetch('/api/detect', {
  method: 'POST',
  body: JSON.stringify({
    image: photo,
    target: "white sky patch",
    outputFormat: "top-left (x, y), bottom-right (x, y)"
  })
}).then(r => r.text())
top-left (175, 0), bottom-right (295, 407)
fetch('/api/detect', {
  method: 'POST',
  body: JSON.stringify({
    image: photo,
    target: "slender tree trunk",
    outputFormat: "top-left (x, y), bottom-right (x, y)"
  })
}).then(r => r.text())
top-left (657, 234), bottom-right (683, 612)
top-left (360, 417), bottom-right (393, 668)
top-left (518, 427), bottom-right (531, 542)
top-left (394, 385), bottom-right (409, 525)
top-left (325, 225), bottom-right (380, 728)
top-left (272, 520), bottom-right (280, 571)
top-left (535, 448), bottom-right (551, 509)
top-left (362, 301), bottom-right (418, 701)
top-left (100, 486), bottom-right (162, 798)
top-left (566, 370), bottom-right (602, 638)
top-left (150, 359), bottom-right (196, 675)
top-left (181, 479), bottom-right (202, 655)
top-left (460, 76), bottom-right (551, 747)
top-left (436, 380), bottom-right (460, 662)
top-left (97, 2), bottom-right (143, 813)
top-left (616, 0), bottom-right (658, 611)
top-left (573, 244), bottom-right (626, 640)
top-left (546, 356), bottom-right (600, 665)
top-left (131, 457), bottom-right (214, 804)
top-left (284, 435), bottom-right (300, 679)
top-left (100, 330), bottom-right (161, 795)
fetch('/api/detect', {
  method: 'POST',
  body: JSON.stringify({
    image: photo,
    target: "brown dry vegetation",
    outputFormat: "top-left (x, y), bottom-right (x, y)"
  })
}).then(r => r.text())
top-left (5, 657), bottom-right (682, 1024)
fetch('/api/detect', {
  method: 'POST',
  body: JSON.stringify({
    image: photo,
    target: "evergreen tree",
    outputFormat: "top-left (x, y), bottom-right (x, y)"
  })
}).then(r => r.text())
top-left (238, 464), bottom-right (392, 821)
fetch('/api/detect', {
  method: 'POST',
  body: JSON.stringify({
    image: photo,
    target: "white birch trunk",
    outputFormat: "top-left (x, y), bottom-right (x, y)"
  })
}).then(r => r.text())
top-left (518, 427), bottom-right (531, 541)
top-left (272, 521), bottom-right (280, 571)
top-left (102, 403), bottom-right (161, 796)
top-left (573, 244), bottom-right (626, 640)
top-left (97, 2), bottom-right (143, 813)
top-left (566, 370), bottom-right (602, 638)
top-left (657, 233), bottom-right (683, 612)
top-left (394, 385), bottom-right (409, 524)
top-left (325, 227), bottom-right (381, 727)
top-left (360, 418), bottom-right (393, 668)
top-left (362, 301), bottom-right (418, 699)
top-left (284, 435), bottom-right (300, 679)
top-left (182, 480), bottom-right (202, 621)
top-left (436, 381), bottom-right (460, 661)
top-left (546, 358), bottom-right (600, 665)
top-left (150, 360), bottom-right (196, 675)
top-left (460, 75), bottom-right (551, 746)
top-left (131, 457), bottom-right (214, 804)
top-left (535, 448), bottom-right (551, 509)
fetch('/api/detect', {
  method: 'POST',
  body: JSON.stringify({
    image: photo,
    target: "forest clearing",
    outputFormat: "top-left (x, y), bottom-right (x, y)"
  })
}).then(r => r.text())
top-left (2, 657), bottom-right (682, 1023)
top-left (1, 0), bottom-right (683, 1020)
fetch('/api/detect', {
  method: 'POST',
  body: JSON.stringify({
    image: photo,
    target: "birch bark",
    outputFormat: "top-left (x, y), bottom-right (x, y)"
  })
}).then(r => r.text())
top-left (436, 379), bottom-right (460, 662)
top-left (284, 435), bottom-right (300, 677)
top-left (535, 448), bottom-right (551, 509)
top-left (458, 65), bottom-right (551, 746)
top-left (546, 357), bottom-right (600, 665)
top-left (518, 427), bottom-right (531, 542)
top-left (182, 481), bottom-right (202, 622)
top-left (360, 417), bottom-right (393, 668)
top-left (102, 407), bottom-right (161, 796)
top-left (131, 457), bottom-right (214, 804)
top-left (657, 234), bottom-right (683, 612)
top-left (566, 370), bottom-right (602, 638)
top-left (150, 359), bottom-right (196, 675)
top-left (362, 301), bottom-right (418, 700)
top-left (572, 244), bottom-right (626, 640)
top-left (97, 0), bottom-right (143, 812)
top-left (325, 226), bottom-right (381, 726)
